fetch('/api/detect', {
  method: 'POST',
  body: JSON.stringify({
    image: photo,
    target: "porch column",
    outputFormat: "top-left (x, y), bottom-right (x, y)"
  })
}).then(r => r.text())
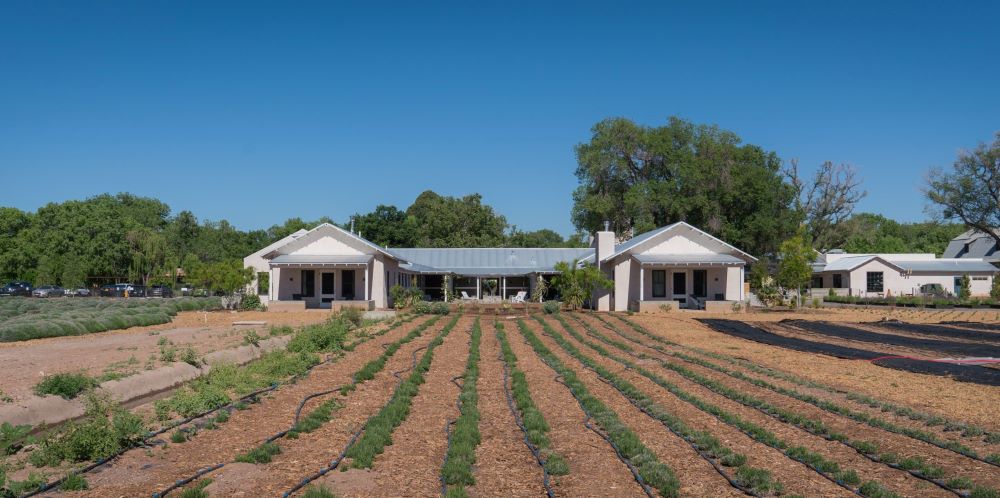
top-left (476, 277), bottom-right (481, 299)
top-left (444, 275), bottom-right (448, 303)
top-left (640, 266), bottom-right (644, 301)
top-left (739, 266), bottom-right (745, 301)
top-left (502, 277), bottom-right (506, 299)
top-left (269, 267), bottom-right (274, 302)
top-left (364, 264), bottom-right (369, 301)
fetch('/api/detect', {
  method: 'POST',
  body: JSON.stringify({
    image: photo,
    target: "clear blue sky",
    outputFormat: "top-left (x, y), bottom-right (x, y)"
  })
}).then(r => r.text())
top-left (2, 1), bottom-right (998, 237)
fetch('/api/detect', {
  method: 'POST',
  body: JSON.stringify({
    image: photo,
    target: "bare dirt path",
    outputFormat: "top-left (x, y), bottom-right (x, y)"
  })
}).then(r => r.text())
top-left (626, 313), bottom-right (1000, 429)
top-left (67, 315), bottom-right (432, 498)
top-left (466, 318), bottom-right (546, 498)
top-left (360, 316), bottom-right (473, 496)
top-left (504, 319), bottom-right (648, 497)
top-left (571, 314), bottom-right (952, 498)
top-left (0, 310), bottom-right (332, 402)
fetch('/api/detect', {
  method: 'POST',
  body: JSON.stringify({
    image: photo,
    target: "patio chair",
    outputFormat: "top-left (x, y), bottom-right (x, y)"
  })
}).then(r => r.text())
top-left (510, 291), bottom-right (527, 304)
top-left (461, 291), bottom-right (475, 300)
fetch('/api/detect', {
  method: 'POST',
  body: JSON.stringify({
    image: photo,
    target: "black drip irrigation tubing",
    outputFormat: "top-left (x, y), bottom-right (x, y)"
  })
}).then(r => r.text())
top-left (439, 374), bottom-right (465, 497)
top-left (596, 327), bottom-right (964, 497)
top-left (497, 348), bottom-right (556, 498)
top-left (152, 317), bottom-right (427, 497)
top-left (697, 319), bottom-right (1000, 386)
top-left (552, 374), bottom-right (656, 498)
top-left (876, 320), bottom-right (1000, 344)
top-left (281, 320), bottom-right (445, 498)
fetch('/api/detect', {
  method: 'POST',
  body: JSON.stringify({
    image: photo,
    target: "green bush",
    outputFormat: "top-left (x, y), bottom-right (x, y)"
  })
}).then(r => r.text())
top-left (301, 485), bottom-right (337, 498)
top-left (240, 293), bottom-right (264, 311)
top-left (431, 302), bottom-right (450, 315)
top-left (338, 307), bottom-right (364, 328)
top-left (287, 320), bottom-right (349, 354)
top-left (1, 422), bottom-right (32, 456)
top-left (542, 301), bottom-right (561, 314)
top-left (34, 372), bottom-right (98, 399)
top-left (59, 472), bottom-right (88, 491)
top-left (31, 393), bottom-right (146, 466)
top-left (413, 301), bottom-right (432, 314)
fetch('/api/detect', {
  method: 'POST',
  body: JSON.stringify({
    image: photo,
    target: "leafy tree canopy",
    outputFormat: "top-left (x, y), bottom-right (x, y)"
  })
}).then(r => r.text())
top-left (838, 213), bottom-right (965, 255)
top-left (572, 116), bottom-right (801, 256)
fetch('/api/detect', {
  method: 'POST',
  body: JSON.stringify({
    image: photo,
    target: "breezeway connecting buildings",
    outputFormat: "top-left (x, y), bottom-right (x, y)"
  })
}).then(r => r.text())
top-left (244, 222), bottom-right (757, 312)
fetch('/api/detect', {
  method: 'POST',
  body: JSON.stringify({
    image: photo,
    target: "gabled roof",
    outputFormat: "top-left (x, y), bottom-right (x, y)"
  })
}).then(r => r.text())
top-left (817, 255), bottom-right (997, 273)
top-left (605, 222), bottom-right (757, 263)
top-left (244, 229), bottom-right (308, 262)
top-left (263, 223), bottom-right (401, 261)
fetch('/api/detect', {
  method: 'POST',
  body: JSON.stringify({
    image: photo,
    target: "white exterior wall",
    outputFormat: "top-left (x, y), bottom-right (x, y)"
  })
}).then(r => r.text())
top-left (613, 258), bottom-right (632, 312)
top-left (969, 275), bottom-right (994, 296)
top-left (637, 266), bottom-right (742, 302)
top-left (840, 260), bottom-right (995, 297)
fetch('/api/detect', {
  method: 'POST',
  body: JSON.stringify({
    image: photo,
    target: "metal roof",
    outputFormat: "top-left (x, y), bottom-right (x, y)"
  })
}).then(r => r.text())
top-left (818, 255), bottom-right (996, 273)
top-left (389, 248), bottom-right (593, 275)
top-left (633, 253), bottom-right (746, 265)
top-left (270, 254), bottom-right (374, 265)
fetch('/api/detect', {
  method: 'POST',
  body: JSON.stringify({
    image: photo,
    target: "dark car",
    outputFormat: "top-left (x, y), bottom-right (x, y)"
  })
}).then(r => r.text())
top-left (148, 285), bottom-right (173, 298)
top-left (100, 284), bottom-right (131, 297)
top-left (33, 285), bottom-right (65, 298)
top-left (0, 281), bottom-right (33, 297)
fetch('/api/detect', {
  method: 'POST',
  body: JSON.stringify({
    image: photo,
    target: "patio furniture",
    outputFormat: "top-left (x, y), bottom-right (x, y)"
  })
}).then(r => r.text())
top-left (510, 291), bottom-right (527, 304)
top-left (461, 291), bottom-right (475, 300)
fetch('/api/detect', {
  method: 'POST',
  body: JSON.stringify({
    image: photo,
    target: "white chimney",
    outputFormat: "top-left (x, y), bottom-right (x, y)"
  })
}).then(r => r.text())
top-left (591, 221), bottom-right (615, 311)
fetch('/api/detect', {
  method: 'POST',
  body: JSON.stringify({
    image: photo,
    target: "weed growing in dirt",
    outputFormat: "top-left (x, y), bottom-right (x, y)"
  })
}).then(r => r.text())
top-left (441, 318), bottom-right (482, 494)
top-left (33, 372), bottom-right (99, 399)
top-left (179, 478), bottom-right (212, 498)
top-left (214, 410), bottom-right (230, 424)
top-left (0, 470), bottom-right (45, 497)
top-left (301, 484), bottom-right (338, 498)
top-left (858, 480), bottom-right (901, 498)
top-left (344, 314), bottom-right (461, 468)
top-left (1, 423), bottom-right (32, 456)
top-left (30, 392), bottom-right (146, 466)
top-left (517, 319), bottom-right (681, 498)
top-left (235, 442), bottom-right (281, 464)
top-left (244, 329), bottom-right (262, 346)
top-left (290, 400), bottom-right (340, 436)
top-left (180, 347), bottom-right (200, 367)
top-left (495, 322), bottom-right (569, 476)
top-left (734, 466), bottom-right (783, 495)
top-left (170, 430), bottom-right (189, 443)
top-left (59, 472), bottom-right (88, 490)
top-left (947, 476), bottom-right (974, 489)
top-left (971, 487), bottom-right (1000, 498)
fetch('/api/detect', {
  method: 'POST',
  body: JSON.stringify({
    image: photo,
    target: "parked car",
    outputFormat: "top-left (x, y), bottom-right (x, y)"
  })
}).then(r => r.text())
top-left (100, 284), bottom-right (134, 297)
top-left (0, 281), bottom-right (33, 297)
top-left (148, 285), bottom-right (173, 298)
top-left (65, 287), bottom-right (92, 297)
top-left (32, 285), bottom-right (65, 298)
top-left (180, 285), bottom-right (193, 296)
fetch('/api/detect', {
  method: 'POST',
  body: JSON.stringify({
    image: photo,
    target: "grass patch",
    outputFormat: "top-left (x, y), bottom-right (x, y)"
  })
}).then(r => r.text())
top-left (344, 314), bottom-right (461, 468)
top-left (33, 372), bottom-right (98, 399)
top-left (495, 322), bottom-right (569, 476)
top-left (235, 442), bottom-right (281, 464)
top-left (290, 400), bottom-right (340, 436)
top-left (441, 318), bottom-right (482, 494)
top-left (301, 484), bottom-right (338, 498)
top-left (29, 392), bottom-right (146, 467)
top-left (59, 472), bottom-right (88, 491)
top-left (517, 318), bottom-right (681, 498)
top-left (179, 478), bottom-right (213, 498)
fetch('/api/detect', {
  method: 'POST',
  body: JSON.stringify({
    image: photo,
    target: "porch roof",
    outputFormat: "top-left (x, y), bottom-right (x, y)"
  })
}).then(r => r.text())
top-left (633, 253), bottom-right (745, 266)
top-left (269, 254), bottom-right (373, 266)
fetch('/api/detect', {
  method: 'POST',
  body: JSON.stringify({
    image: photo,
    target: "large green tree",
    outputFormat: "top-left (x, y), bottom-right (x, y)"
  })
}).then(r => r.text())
top-left (406, 191), bottom-right (509, 247)
top-left (925, 132), bottom-right (1000, 248)
top-left (572, 116), bottom-right (799, 256)
top-left (347, 205), bottom-right (415, 247)
top-left (839, 213), bottom-right (964, 255)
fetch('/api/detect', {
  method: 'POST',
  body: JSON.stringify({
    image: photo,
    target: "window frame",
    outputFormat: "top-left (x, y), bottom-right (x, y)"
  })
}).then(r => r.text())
top-left (651, 270), bottom-right (666, 298)
top-left (866, 271), bottom-right (884, 293)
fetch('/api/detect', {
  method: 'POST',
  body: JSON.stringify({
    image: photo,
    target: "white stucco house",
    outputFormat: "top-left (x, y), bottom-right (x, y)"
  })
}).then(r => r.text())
top-left (811, 250), bottom-right (996, 297)
top-left (243, 221), bottom-right (756, 312)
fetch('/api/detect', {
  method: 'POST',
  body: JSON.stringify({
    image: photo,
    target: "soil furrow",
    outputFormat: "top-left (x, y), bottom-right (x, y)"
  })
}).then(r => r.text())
top-left (467, 318), bottom-right (546, 498)
top-left (503, 317), bottom-right (648, 497)
top-left (70, 315), bottom-right (433, 497)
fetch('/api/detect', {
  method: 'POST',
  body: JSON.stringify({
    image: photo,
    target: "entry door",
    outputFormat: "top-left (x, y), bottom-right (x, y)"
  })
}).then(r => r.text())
top-left (342, 270), bottom-right (356, 300)
top-left (672, 272), bottom-right (687, 303)
top-left (693, 270), bottom-right (707, 298)
top-left (321, 273), bottom-right (335, 302)
top-left (301, 270), bottom-right (315, 298)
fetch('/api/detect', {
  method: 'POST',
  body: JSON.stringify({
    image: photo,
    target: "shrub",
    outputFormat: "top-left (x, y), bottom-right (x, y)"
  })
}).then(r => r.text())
top-left (302, 485), bottom-right (337, 498)
top-left (34, 372), bottom-right (98, 399)
top-left (338, 307), bottom-right (364, 329)
top-left (413, 301), bottom-right (432, 314)
top-left (240, 293), bottom-right (264, 311)
top-left (659, 303), bottom-right (673, 313)
top-left (170, 430), bottom-right (189, 443)
top-left (59, 472), bottom-right (88, 491)
top-left (244, 330), bottom-right (262, 347)
top-left (31, 393), bottom-right (147, 466)
top-left (542, 301), bottom-right (561, 314)
top-left (180, 347), bottom-right (200, 367)
top-left (431, 302), bottom-right (450, 315)
top-left (287, 320), bottom-right (349, 353)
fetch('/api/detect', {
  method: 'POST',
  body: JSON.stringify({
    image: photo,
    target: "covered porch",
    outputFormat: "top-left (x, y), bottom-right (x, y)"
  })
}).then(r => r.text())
top-left (632, 254), bottom-right (745, 311)
top-left (269, 255), bottom-right (374, 310)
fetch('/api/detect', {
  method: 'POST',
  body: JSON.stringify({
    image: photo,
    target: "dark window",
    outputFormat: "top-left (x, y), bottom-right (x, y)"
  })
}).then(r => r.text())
top-left (342, 270), bottom-right (355, 299)
top-left (866, 272), bottom-right (883, 293)
top-left (651, 270), bottom-right (666, 298)
top-left (811, 276), bottom-right (823, 288)
top-left (301, 270), bottom-right (315, 298)
top-left (673, 272), bottom-right (686, 295)
top-left (321, 273), bottom-right (335, 295)
top-left (833, 274), bottom-right (842, 288)
top-left (693, 270), bottom-right (707, 297)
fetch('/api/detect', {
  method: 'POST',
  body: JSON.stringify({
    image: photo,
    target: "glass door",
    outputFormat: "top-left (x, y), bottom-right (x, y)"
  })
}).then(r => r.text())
top-left (693, 270), bottom-right (707, 298)
top-left (672, 271), bottom-right (687, 304)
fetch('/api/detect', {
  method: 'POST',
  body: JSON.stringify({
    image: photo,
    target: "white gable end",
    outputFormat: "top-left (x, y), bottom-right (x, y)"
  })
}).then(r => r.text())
top-left (643, 234), bottom-right (715, 255)
top-left (291, 235), bottom-right (367, 256)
